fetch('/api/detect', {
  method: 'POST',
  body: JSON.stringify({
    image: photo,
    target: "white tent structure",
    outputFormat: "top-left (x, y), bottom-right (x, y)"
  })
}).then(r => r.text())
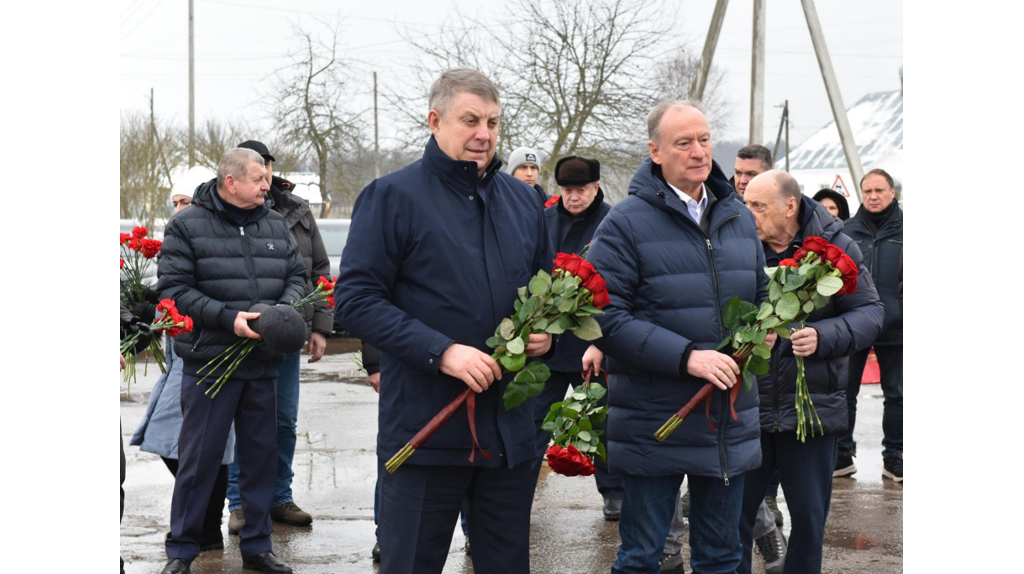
top-left (780, 89), bottom-right (903, 213)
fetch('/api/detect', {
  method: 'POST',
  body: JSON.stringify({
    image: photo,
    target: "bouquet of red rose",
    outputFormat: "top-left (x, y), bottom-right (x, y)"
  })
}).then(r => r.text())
top-left (541, 369), bottom-right (608, 477)
top-left (384, 251), bottom-right (610, 473)
top-left (654, 235), bottom-right (858, 443)
top-left (120, 299), bottom-right (193, 393)
top-left (120, 225), bottom-right (169, 371)
top-left (197, 276), bottom-right (336, 398)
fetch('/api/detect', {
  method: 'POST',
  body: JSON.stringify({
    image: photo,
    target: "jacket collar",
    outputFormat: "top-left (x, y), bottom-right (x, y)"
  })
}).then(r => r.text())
top-left (267, 175), bottom-right (309, 226)
top-left (799, 195), bottom-right (844, 242)
top-left (422, 136), bottom-right (503, 192)
top-left (853, 198), bottom-right (902, 238)
top-left (628, 157), bottom-right (742, 228)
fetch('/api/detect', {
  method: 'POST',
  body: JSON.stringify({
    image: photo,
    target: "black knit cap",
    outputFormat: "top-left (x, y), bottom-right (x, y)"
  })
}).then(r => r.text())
top-left (555, 156), bottom-right (600, 186)
top-left (237, 140), bottom-right (276, 163)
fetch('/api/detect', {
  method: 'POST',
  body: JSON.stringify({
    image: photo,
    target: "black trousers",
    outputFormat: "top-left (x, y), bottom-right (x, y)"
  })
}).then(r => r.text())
top-left (529, 369), bottom-right (623, 500)
top-left (379, 460), bottom-right (535, 574)
top-left (162, 457), bottom-right (228, 542)
top-left (739, 431), bottom-right (839, 574)
top-left (166, 373), bottom-right (277, 561)
top-left (121, 425), bottom-right (126, 574)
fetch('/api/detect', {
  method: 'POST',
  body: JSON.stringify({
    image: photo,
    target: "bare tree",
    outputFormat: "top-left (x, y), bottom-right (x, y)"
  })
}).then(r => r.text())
top-left (266, 19), bottom-right (365, 217)
top-left (651, 47), bottom-right (733, 135)
top-left (193, 119), bottom-right (257, 170)
top-left (120, 111), bottom-right (184, 226)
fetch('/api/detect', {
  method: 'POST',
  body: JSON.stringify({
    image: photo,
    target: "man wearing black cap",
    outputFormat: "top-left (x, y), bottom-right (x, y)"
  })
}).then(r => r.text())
top-left (225, 140), bottom-right (332, 532)
top-left (529, 155), bottom-right (624, 517)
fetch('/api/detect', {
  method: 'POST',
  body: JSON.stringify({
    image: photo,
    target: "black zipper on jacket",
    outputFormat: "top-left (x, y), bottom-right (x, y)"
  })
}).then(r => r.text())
top-left (239, 224), bottom-right (260, 306)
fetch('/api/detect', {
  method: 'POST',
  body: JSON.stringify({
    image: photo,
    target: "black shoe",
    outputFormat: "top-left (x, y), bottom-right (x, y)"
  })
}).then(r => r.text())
top-left (243, 551), bottom-right (293, 573)
top-left (755, 528), bottom-right (787, 574)
top-left (882, 455), bottom-right (903, 483)
top-left (160, 558), bottom-right (192, 574)
top-left (834, 454), bottom-right (857, 477)
top-left (372, 540), bottom-right (380, 562)
top-left (659, 550), bottom-right (686, 573)
top-left (603, 498), bottom-right (622, 521)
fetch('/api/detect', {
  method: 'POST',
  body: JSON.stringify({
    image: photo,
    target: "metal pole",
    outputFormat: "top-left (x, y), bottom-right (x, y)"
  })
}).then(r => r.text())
top-left (188, 0), bottom-right (195, 168)
top-left (691, 0), bottom-right (730, 101)
top-left (784, 101), bottom-right (790, 172)
top-left (800, 0), bottom-right (863, 203)
top-left (749, 0), bottom-right (766, 145)
top-left (772, 102), bottom-right (786, 161)
top-left (374, 71), bottom-right (380, 179)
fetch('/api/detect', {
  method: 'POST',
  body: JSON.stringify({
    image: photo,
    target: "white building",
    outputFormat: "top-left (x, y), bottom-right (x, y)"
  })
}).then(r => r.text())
top-left (780, 89), bottom-right (903, 213)
top-left (276, 172), bottom-right (324, 213)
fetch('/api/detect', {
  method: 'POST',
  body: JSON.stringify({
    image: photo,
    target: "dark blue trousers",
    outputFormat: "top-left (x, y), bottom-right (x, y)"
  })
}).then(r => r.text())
top-left (166, 373), bottom-right (277, 561)
top-left (739, 431), bottom-right (839, 574)
top-left (529, 369), bottom-right (623, 500)
top-left (840, 346), bottom-right (903, 458)
top-left (379, 460), bottom-right (534, 574)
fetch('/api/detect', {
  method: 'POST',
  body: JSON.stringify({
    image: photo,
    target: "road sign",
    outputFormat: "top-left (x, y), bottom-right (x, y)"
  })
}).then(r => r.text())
top-left (831, 175), bottom-right (850, 197)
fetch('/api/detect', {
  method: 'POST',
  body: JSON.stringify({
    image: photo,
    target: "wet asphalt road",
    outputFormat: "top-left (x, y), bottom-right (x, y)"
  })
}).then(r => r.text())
top-left (120, 339), bottom-right (902, 573)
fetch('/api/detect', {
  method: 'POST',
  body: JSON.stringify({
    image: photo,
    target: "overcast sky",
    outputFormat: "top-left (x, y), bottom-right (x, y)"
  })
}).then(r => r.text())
top-left (120, 0), bottom-right (902, 149)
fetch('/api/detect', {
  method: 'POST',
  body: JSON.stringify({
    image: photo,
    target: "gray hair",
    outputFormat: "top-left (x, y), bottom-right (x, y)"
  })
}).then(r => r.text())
top-left (737, 144), bottom-right (773, 171)
top-left (428, 68), bottom-right (500, 117)
top-left (217, 148), bottom-right (265, 190)
top-left (771, 170), bottom-right (802, 204)
top-left (647, 99), bottom-right (705, 144)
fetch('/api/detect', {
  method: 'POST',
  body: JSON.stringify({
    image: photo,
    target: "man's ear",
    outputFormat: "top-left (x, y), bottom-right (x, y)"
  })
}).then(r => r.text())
top-left (648, 141), bottom-right (661, 165)
top-left (427, 110), bottom-right (441, 134)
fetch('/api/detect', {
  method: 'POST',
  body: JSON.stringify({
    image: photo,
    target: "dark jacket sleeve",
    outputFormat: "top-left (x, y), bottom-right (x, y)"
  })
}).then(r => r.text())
top-left (588, 211), bottom-right (693, 377)
top-left (307, 216), bottom-right (334, 335)
top-left (334, 182), bottom-right (454, 374)
top-left (157, 216), bottom-right (231, 332)
top-left (362, 341), bottom-right (381, 376)
top-left (809, 237), bottom-right (885, 358)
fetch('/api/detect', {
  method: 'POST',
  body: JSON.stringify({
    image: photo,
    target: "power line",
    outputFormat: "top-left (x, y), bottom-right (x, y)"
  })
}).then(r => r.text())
top-left (121, 0), bottom-right (169, 42)
top-left (195, 0), bottom-right (447, 28)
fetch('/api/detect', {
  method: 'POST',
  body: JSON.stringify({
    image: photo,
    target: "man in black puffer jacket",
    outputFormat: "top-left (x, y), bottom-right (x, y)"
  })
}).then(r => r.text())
top-left (737, 171), bottom-right (883, 574)
top-left (157, 147), bottom-right (306, 574)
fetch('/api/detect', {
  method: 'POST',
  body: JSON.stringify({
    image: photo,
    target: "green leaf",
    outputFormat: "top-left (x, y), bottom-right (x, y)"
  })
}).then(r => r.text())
top-left (533, 317), bottom-right (549, 331)
top-left (761, 316), bottom-right (781, 330)
top-left (816, 276), bottom-right (843, 297)
top-left (590, 411), bottom-right (607, 426)
top-left (743, 369), bottom-right (755, 393)
top-left (541, 421), bottom-right (558, 432)
top-left (558, 298), bottom-right (576, 313)
top-left (573, 316), bottom-right (603, 341)
top-left (528, 274), bottom-right (549, 297)
top-left (722, 296), bottom-right (743, 330)
top-left (571, 391), bottom-right (587, 401)
top-left (506, 337), bottom-right (526, 355)
top-left (523, 361), bottom-right (551, 380)
top-left (776, 292), bottom-right (801, 321)
top-left (561, 407), bottom-right (579, 420)
top-left (485, 335), bottom-right (504, 349)
top-left (518, 297), bottom-right (539, 322)
top-left (764, 266), bottom-right (779, 281)
top-left (783, 271), bottom-right (806, 293)
top-left (513, 299), bottom-right (522, 313)
top-left (738, 300), bottom-right (759, 320)
top-left (746, 354), bottom-right (770, 376)
top-left (503, 382), bottom-right (528, 409)
top-left (798, 263), bottom-right (814, 276)
top-left (500, 352), bottom-right (526, 372)
top-left (753, 342), bottom-right (771, 359)
top-left (774, 326), bottom-right (792, 339)
top-left (586, 383), bottom-right (607, 401)
top-left (518, 286), bottom-right (528, 303)
top-left (596, 442), bottom-right (607, 462)
top-left (499, 318), bottom-right (515, 340)
top-left (559, 315), bottom-right (579, 330)
top-left (578, 304), bottom-right (602, 314)
top-left (578, 430), bottom-right (592, 442)
top-left (551, 277), bottom-right (566, 295)
top-left (544, 321), bottom-right (567, 334)
top-left (768, 280), bottom-right (782, 303)
top-left (577, 417), bottom-right (593, 431)
top-left (802, 301), bottom-right (815, 314)
top-left (715, 337), bottom-right (731, 351)
top-left (811, 292), bottom-right (829, 309)
top-left (578, 442), bottom-right (593, 453)
top-left (756, 301), bottom-right (774, 321)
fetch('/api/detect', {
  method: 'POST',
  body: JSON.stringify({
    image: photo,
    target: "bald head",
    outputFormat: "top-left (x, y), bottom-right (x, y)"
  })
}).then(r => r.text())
top-left (744, 170), bottom-right (802, 247)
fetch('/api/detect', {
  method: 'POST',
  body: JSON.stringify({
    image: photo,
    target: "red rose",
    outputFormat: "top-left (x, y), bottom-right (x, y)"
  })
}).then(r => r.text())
top-left (132, 226), bottom-right (148, 240)
top-left (120, 233), bottom-right (130, 245)
top-left (793, 248), bottom-right (808, 263)
top-left (591, 287), bottom-right (610, 309)
top-left (545, 196), bottom-right (560, 208)
top-left (140, 238), bottom-right (162, 259)
top-left (575, 260), bottom-right (596, 282)
top-left (834, 254), bottom-right (859, 295)
top-left (823, 244), bottom-right (844, 266)
top-left (582, 272), bottom-right (605, 294)
top-left (553, 253), bottom-right (586, 278)
top-left (546, 445), bottom-right (578, 477)
top-left (779, 258), bottom-right (798, 268)
top-left (327, 295), bottom-right (335, 308)
top-left (120, 258), bottom-right (124, 269)
top-left (803, 236), bottom-right (829, 255)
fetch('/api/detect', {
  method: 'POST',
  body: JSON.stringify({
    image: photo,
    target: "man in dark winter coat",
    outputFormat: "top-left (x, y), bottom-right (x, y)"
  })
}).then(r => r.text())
top-left (837, 168), bottom-right (904, 482)
top-left (528, 155), bottom-right (624, 519)
top-left (737, 170), bottom-right (883, 574)
top-left (223, 140), bottom-right (332, 532)
top-left (157, 147), bottom-right (306, 574)
top-left (334, 68), bottom-right (554, 574)
top-left (506, 145), bottom-right (550, 206)
top-left (587, 100), bottom-right (766, 574)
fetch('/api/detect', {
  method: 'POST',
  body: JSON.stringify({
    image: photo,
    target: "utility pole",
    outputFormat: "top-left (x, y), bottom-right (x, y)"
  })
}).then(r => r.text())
top-left (692, 0), bottom-right (730, 101)
top-left (800, 0), bottom-right (863, 203)
top-left (784, 101), bottom-right (790, 173)
top-left (749, 0), bottom-right (766, 145)
top-left (772, 100), bottom-right (786, 164)
top-left (188, 0), bottom-right (195, 168)
top-left (374, 71), bottom-right (380, 179)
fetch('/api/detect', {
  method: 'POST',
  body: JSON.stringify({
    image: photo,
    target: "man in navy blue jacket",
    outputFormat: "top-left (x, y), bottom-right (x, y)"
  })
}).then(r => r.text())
top-left (335, 68), bottom-right (554, 574)
top-left (738, 170), bottom-right (883, 574)
top-left (587, 101), bottom-right (767, 574)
